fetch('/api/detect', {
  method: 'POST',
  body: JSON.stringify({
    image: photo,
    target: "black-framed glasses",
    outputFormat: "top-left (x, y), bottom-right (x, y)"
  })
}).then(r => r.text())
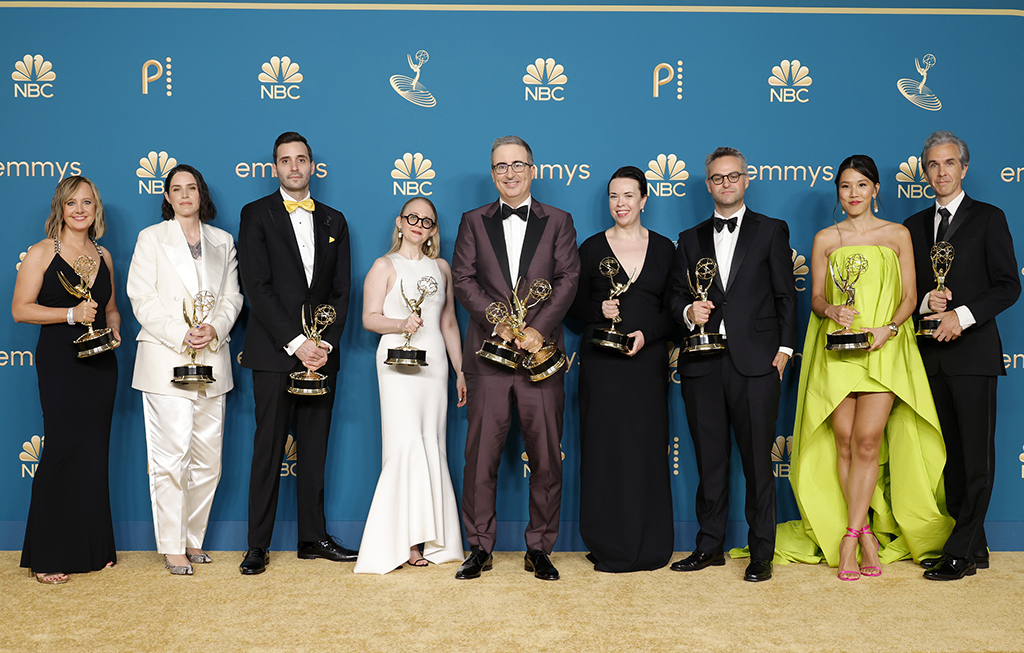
top-left (708, 172), bottom-right (746, 185)
top-left (491, 161), bottom-right (531, 174)
top-left (402, 213), bottom-right (435, 229)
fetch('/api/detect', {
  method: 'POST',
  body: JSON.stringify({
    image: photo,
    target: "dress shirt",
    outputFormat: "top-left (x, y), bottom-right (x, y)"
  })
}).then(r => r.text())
top-left (919, 190), bottom-right (976, 329)
top-left (501, 197), bottom-right (531, 287)
top-left (281, 189), bottom-right (320, 356)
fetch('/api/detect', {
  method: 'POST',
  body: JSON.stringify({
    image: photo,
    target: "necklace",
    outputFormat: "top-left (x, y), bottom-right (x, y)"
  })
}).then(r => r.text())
top-left (188, 239), bottom-right (202, 260)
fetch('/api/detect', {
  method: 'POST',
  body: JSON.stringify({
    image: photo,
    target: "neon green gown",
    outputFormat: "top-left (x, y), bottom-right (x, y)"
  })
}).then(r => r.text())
top-left (774, 245), bottom-right (952, 566)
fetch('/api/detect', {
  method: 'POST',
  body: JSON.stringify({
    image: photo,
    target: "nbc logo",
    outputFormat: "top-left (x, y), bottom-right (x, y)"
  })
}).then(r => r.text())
top-left (390, 50), bottom-right (436, 108)
top-left (142, 57), bottom-right (172, 96)
top-left (667, 341), bottom-right (681, 385)
top-left (652, 61), bottom-right (683, 99)
top-left (645, 154), bottom-right (689, 197)
top-left (259, 56), bottom-right (302, 100)
top-left (524, 57), bottom-right (567, 101)
top-left (896, 155), bottom-right (935, 199)
top-left (521, 449), bottom-right (565, 478)
top-left (392, 152), bottom-right (435, 196)
top-left (20, 435), bottom-right (44, 478)
top-left (280, 434), bottom-right (297, 477)
top-left (12, 54), bottom-right (55, 98)
top-left (771, 435), bottom-right (793, 478)
top-left (768, 59), bottom-right (811, 103)
top-left (136, 151), bottom-right (178, 194)
top-left (897, 53), bottom-right (941, 111)
top-left (792, 249), bottom-right (809, 292)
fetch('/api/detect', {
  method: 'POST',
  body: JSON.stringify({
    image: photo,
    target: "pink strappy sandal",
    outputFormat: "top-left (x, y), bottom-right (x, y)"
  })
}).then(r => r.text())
top-left (838, 527), bottom-right (861, 581)
top-left (858, 526), bottom-right (882, 577)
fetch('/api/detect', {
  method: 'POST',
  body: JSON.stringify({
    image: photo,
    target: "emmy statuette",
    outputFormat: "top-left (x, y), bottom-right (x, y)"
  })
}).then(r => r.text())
top-left (825, 253), bottom-right (872, 350)
top-left (476, 278), bottom-right (567, 381)
top-left (58, 255), bottom-right (120, 358)
top-left (916, 241), bottom-right (955, 337)
top-left (287, 304), bottom-right (337, 396)
top-left (683, 258), bottom-right (726, 354)
top-left (173, 291), bottom-right (217, 384)
top-left (588, 256), bottom-right (637, 354)
top-left (385, 276), bottom-right (439, 366)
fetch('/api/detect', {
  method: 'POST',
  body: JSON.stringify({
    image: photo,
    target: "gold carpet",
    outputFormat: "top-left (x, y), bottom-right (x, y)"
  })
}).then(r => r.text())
top-left (2, 551), bottom-right (1022, 652)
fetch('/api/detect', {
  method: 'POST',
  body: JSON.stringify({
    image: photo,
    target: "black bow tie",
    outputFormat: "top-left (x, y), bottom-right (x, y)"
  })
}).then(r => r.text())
top-left (713, 216), bottom-right (737, 233)
top-left (501, 204), bottom-right (529, 221)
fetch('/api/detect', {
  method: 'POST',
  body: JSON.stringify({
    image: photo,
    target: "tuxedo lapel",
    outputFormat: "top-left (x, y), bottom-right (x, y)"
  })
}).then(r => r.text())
top-left (481, 202), bottom-right (513, 290)
top-left (160, 220), bottom-right (199, 297)
top-left (726, 212), bottom-right (758, 294)
top-left (518, 203), bottom-right (549, 284)
top-left (945, 194), bottom-right (972, 242)
top-left (310, 203), bottom-right (331, 282)
top-left (201, 225), bottom-right (226, 296)
top-left (267, 197), bottom-right (305, 280)
top-left (695, 220), bottom-right (724, 294)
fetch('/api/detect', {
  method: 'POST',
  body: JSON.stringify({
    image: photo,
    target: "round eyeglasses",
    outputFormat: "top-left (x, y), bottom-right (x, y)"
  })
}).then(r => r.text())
top-left (402, 213), bottom-right (435, 229)
top-left (708, 172), bottom-right (746, 185)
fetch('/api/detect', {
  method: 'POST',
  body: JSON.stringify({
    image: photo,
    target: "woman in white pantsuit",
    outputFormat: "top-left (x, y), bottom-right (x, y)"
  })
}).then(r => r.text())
top-left (127, 164), bottom-right (243, 575)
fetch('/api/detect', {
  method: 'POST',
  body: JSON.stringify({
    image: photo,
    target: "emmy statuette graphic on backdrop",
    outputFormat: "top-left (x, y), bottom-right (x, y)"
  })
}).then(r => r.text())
top-left (58, 255), bottom-right (120, 358)
top-left (287, 304), bottom-right (336, 396)
top-left (477, 278), bottom-right (567, 381)
top-left (173, 290), bottom-right (216, 384)
top-left (390, 50), bottom-right (437, 107)
top-left (683, 257), bottom-right (726, 354)
top-left (589, 256), bottom-right (637, 354)
top-left (825, 253), bottom-right (871, 350)
top-left (385, 276), bottom-right (438, 366)
top-left (916, 241), bottom-right (955, 337)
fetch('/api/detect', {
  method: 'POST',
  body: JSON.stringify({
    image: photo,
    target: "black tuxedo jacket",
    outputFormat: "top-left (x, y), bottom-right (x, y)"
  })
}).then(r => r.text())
top-left (669, 210), bottom-right (797, 378)
top-left (238, 192), bottom-right (351, 374)
top-left (904, 194), bottom-right (1019, 377)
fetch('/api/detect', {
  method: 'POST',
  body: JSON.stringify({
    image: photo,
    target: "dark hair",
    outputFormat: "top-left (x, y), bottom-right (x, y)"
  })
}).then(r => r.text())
top-left (704, 147), bottom-right (747, 177)
top-left (161, 164), bottom-right (217, 223)
top-left (607, 166), bottom-right (648, 196)
top-left (273, 131), bottom-right (313, 163)
top-left (834, 154), bottom-right (880, 191)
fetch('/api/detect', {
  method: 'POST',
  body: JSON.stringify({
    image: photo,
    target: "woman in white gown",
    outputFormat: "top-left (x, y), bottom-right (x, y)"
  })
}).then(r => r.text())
top-left (355, 197), bottom-right (467, 574)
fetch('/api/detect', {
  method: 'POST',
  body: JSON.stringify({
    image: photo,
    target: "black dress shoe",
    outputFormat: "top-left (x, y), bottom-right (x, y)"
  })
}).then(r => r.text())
top-left (919, 555), bottom-right (945, 570)
top-left (670, 550), bottom-right (726, 572)
top-left (743, 559), bottom-right (773, 582)
top-left (297, 536), bottom-right (358, 562)
top-left (455, 550), bottom-right (493, 580)
top-left (239, 547), bottom-right (269, 575)
top-left (974, 551), bottom-right (990, 569)
top-left (524, 550), bottom-right (559, 581)
top-left (923, 556), bottom-right (976, 581)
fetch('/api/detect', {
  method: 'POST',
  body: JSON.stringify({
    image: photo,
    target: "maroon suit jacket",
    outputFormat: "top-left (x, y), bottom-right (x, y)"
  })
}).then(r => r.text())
top-left (452, 199), bottom-right (580, 377)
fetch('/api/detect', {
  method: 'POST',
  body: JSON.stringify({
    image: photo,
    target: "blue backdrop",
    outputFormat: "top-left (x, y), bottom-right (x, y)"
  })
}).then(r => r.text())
top-left (1, 1), bottom-right (1022, 552)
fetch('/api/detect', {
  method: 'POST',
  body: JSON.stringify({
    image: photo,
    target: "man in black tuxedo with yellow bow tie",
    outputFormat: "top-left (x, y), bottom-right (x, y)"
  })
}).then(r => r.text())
top-left (237, 132), bottom-right (353, 575)
top-left (668, 147), bottom-right (797, 582)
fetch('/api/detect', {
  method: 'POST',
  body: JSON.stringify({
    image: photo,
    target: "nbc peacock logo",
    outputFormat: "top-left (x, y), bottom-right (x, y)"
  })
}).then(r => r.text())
top-left (20, 435), bottom-right (44, 478)
top-left (895, 155), bottom-right (935, 200)
top-left (259, 56), bottom-right (303, 100)
top-left (521, 449), bottom-right (565, 478)
top-left (391, 152), bottom-right (435, 196)
top-left (768, 59), bottom-right (811, 103)
top-left (771, 435), bottom-right (793, 478)
top-left (12, 54), bottom-right (55, 98)
top-left (524, 57), bottom-right (567, 102)
top-left (792, 249), bottom-right (809, 292)
top-left (280, 434), bottom-right (297, 477)
top-left (645, 154), bottom-right (688, 198)
top-left (136, 151), bottom-right (178, 195)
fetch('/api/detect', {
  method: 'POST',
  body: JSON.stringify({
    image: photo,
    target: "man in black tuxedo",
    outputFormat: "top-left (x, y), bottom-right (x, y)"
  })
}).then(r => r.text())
top-left (668, 147), bottom-right (797, 582)
top-left (904, 131), bottom-right (1019, 581)
top-left (236, 132), bottom-right (353, 575)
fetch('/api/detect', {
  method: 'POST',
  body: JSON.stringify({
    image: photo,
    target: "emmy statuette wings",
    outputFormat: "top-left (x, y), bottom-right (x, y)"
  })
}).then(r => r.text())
top-left (287, 304), bottom-right (337, 396)
top-left (58, 255), bottom-right (120, 358)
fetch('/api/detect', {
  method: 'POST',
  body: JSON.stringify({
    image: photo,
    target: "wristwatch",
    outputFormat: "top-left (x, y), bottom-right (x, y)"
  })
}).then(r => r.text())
top-left (886, 321), bottom-right (899, 337)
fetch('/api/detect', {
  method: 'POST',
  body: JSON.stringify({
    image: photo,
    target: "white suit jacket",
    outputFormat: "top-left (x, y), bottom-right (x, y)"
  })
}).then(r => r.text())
top-left (127, 219), bottom-right (243, 398)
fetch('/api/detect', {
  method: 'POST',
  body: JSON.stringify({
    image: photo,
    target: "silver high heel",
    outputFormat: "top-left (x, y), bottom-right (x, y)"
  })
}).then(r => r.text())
top-left (186, 552), bottom-right (212, 564)
top-left (164, 555), bottom-right (194, 576)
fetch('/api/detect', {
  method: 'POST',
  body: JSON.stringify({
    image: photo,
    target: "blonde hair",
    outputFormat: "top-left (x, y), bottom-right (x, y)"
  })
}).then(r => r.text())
top-left (44, 176), bottom-right (106, 240)
top-left (387, 196), bottom-right (440, 259)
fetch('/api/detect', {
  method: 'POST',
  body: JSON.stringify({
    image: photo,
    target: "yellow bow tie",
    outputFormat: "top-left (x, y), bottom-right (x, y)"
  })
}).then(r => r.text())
top-left (283, 198), bottom-right (315, 213)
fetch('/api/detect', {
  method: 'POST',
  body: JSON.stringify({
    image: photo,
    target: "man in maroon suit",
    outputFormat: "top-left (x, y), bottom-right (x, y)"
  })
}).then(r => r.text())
top-left (452, 135), bottom-right (580, 580)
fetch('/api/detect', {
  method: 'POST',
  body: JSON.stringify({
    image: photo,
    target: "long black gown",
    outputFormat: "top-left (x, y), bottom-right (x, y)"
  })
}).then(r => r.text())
top-left (21, 247), bottom-right (118, 574)
top-left (570, 231), bottom-right (676, 572)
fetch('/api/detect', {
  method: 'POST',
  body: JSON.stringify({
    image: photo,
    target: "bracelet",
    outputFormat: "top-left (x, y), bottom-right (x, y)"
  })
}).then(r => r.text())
top-left (886, 321), bottom-right (899, 336)
top-left (67, 307), bottom-right (75, 325)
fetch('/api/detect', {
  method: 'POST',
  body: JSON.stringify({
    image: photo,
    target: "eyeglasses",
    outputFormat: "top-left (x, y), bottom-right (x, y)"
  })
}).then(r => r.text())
top-left (491, 161), bottom-right (531, 174)
top-left (708, 172), bottom-right (746, 185)
top-left (402, 213), bottom-right (435, 229)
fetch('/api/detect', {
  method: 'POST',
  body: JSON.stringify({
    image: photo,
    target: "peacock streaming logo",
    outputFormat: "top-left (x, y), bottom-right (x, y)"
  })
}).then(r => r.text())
top-left (768, 59), bottom-right (812, 103)
top-left (896, 155), bottom-right (935, 199)
top-left (142, 57), bottom-right (173, 96)
top-left (12, 54), bottom-right (55, 98)
top-left (524, 57), bottom-right (567, 101)
top-left (20, 435), bottom-right (44, 478)
top-left (653, 61), bottom-right (683, 99)
top-left (645, 154), bottom-right (689, 197)
top-left (136, 151), bottom-right (178, 194)
top-left (392, 152), bottom-right (435, 196)
top-left (259, 56), bottom-right (303, 100)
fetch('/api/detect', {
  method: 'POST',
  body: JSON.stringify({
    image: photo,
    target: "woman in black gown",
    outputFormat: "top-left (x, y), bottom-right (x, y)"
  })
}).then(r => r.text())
top-left (12, 176), bottom-right (120, 584)
top-left (570, 166), bottom-right (676, 572)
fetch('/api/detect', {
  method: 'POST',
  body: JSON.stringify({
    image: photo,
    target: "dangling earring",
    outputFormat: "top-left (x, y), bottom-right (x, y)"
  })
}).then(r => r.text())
top-left (873, 197), bottom-right (879, 214)
top-left (842, 209), bottom-right (846, 215)
top-left (398, 228), bottom-right (403, 239)
top-left (426, 237), bottom-right (432, 247)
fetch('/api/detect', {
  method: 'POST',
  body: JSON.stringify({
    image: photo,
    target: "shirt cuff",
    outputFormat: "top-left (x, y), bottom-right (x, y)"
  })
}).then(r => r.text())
top-left (682, 303), bottom-right (695, 331)
top-left (954, 305), bottom-right (976, 330)
top-left (919, 293), bottom-right (934, 315)
top-left (284, 334), bottom-right (306, 356)
top-left (778, 347), bottom-right (794, 358)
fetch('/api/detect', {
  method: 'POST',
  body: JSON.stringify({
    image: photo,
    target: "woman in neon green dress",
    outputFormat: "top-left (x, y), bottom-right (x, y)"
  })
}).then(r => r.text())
top-left (777, 155), bottom-right (952, 580)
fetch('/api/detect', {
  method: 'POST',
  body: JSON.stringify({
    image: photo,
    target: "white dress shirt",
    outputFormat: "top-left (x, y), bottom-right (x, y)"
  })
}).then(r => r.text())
top-left (500, 196), bottom-right (531, 287)
top-left (281, 189), bottom-right (318, 355)
top-left (919, 190), bottom-right (976, 329)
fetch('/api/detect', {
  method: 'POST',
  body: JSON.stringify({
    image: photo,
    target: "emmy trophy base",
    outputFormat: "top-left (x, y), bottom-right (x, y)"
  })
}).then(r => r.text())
top-left (683, 331), bottom-right (726, 354)
top-left (172, 364), bottom-right (215, 384)
top-left (523, 344), bottom-right (567, 382)
top-left (385, 346), bottom-right (428, 366)
top-left (589, 328), bottom-right (634, 354)
top-left (287, 371), bottom-right (330, 396)
top-left (915, 317), bottom-right (941, 338)
top-left (74, 328), bottom-right (120, 358)
top-left (825, 328), bottom-right (872, 351)
top-left (477, 340), bottom-right (522, 369)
